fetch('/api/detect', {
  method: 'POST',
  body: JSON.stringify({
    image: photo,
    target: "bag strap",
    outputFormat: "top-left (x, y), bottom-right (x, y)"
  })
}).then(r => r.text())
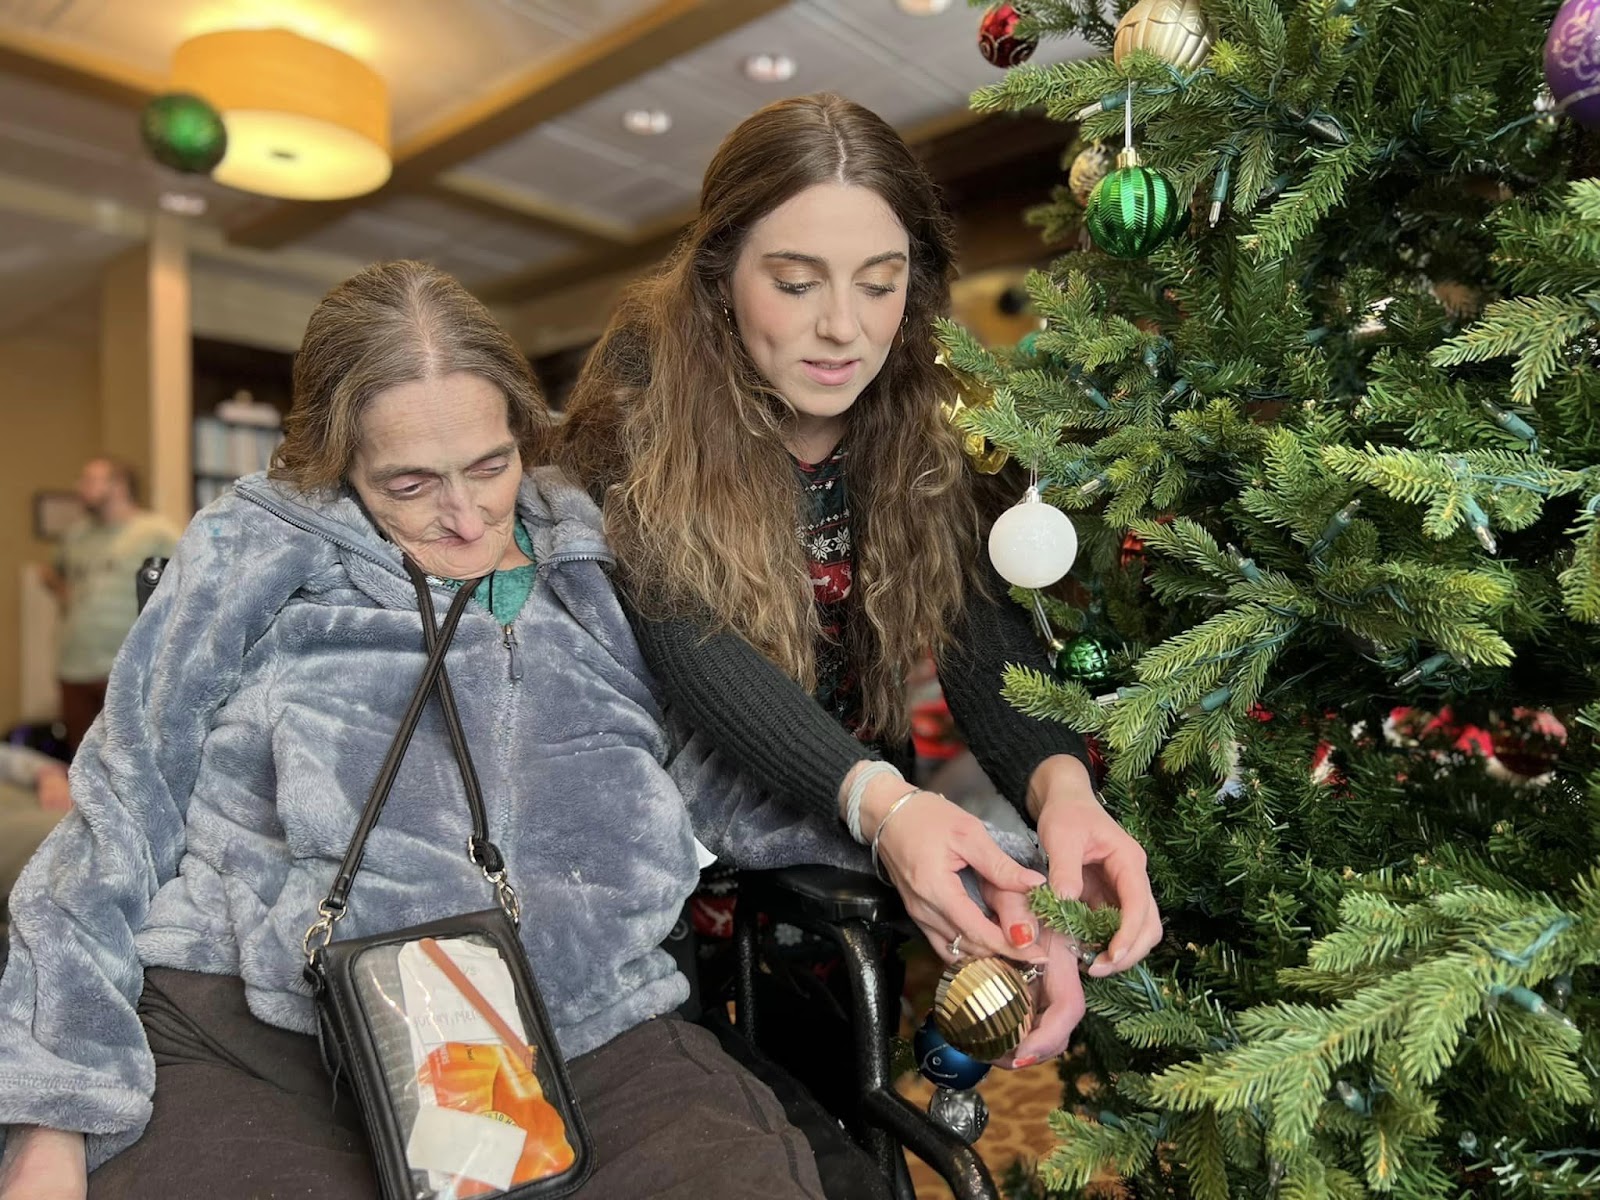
top-left (304, 561), bottom-right (517, 966)
top-left (407, 558), bottom-right (520, 924)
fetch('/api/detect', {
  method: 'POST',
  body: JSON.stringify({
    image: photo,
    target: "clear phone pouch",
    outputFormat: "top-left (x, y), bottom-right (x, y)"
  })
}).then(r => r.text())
top-left (351, 933), bottom-right (578, 1198)
top-left (313, 911), bottom-right (592, 1200)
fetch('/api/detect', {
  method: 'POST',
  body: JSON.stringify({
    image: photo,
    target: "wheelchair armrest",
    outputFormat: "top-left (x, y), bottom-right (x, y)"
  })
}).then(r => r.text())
top-left (738, 865), bottom-right (903, 925)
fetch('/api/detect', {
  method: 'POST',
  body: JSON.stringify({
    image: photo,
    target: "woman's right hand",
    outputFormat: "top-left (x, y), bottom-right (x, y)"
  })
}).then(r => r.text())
top-left (0, 1127), bottom-right (87, 1200)
top-left (858, 775), bottom-right (1046, 965)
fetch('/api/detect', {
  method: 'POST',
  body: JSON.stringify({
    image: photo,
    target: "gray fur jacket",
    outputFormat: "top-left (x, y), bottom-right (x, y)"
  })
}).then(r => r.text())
top-left (0, 468), bottom-right (913, 1171)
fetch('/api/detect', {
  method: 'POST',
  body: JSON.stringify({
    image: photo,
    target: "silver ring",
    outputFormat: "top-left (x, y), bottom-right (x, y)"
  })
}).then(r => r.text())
top-left (948, 934), bottom-right (964, 959)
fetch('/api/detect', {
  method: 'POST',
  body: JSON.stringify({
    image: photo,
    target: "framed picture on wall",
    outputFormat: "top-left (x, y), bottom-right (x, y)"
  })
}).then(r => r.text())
top-left (33, 491), bottom-right (85, 541)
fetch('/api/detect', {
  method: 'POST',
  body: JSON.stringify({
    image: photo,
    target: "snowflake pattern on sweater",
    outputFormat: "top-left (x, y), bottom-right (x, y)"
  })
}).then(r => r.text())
top-left (793, 444), bottom-right (859, 731)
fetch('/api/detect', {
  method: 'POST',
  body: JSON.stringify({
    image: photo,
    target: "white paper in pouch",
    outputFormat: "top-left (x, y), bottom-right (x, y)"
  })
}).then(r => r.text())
top-left (397, 938), bottom-right (526, 1070)
top-left (406, 1103), bottom-right (526, 1192)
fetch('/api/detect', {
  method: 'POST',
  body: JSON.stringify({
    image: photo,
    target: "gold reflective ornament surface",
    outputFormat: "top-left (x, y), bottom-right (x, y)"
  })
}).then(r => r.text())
top-left (1113, 0), bottom-right (1214, 71)
top-left (935, 351), bottom-right (1010, 474)
top-left (933, 956), bottom-right (1036, 1061)
top-left (1068, 143), bottom-right (1115, 205)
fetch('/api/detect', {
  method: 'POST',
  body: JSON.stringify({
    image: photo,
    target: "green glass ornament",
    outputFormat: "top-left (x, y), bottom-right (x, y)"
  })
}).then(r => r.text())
top-left (141, 92), bottom-right (227, 175)
top-left (1084, 149), bottom-right (1186, 259)
top-left (1055, 633), bottom-right (1112, 687)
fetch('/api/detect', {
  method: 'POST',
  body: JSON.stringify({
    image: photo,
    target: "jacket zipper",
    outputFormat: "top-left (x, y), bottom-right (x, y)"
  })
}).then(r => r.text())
top-left (502, 623), bottom-right (522, 681)
top-left (536, 550), bottom-right (615, 572)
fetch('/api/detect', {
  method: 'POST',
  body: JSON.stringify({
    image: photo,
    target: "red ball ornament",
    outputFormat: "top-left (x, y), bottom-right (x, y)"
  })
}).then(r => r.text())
top-left (979, 4), bottom-right (1038, 69)
top-left (1118, 530), bottom-right (1147, 569)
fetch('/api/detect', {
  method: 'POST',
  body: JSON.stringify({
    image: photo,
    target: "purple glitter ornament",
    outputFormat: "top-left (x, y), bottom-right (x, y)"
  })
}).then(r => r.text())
top-left (1545, 0), bottom-right (1600, 127)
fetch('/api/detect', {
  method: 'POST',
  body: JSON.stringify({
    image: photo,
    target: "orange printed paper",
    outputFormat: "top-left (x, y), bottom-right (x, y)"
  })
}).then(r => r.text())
top-left (421, 1040), bottom-right (576, 1194)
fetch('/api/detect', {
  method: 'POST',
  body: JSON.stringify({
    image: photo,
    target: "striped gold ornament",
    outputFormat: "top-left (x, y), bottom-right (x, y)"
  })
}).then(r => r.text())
top-left (933, 957), bottom-right (1035, 1061)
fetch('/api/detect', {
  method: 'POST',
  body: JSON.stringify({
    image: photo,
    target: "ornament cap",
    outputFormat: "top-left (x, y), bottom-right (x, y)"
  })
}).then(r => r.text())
top-left (1116, 145), bottom-right (1142, 170)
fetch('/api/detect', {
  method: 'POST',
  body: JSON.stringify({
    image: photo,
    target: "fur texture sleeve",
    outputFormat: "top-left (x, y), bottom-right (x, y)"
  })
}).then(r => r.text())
top-left (0, 497), bottom-right (307, 1169)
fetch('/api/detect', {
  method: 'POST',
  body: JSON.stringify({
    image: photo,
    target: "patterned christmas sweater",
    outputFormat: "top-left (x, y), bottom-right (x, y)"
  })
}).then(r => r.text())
top-left (793, 443), bottom-right (859, 731)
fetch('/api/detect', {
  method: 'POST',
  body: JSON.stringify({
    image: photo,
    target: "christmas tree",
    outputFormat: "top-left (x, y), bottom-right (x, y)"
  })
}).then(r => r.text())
top-left (943, 1), bottom-right (1600, 1195)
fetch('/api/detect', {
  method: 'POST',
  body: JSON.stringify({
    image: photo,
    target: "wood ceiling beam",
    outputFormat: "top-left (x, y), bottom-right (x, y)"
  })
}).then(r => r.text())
top-left (477, 218), bottom-right (688, 304)
top-left (0, 25), bottom-right (162, 108)
top-left (426, 174), bottom-right (633, 250)
top-left (225, 0), bottom-right (789, 250)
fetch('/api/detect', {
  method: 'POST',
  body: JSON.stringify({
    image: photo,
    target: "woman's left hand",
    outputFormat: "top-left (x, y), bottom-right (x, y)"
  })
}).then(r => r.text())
top-left (1027, 755), bottom-right (1162, 978)
top-left (976, 882), bottom-right (1088, 1069)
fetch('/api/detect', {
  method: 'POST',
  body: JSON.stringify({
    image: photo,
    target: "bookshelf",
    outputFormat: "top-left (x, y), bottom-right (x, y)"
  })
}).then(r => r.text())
top-left (191, 337), bottom-right (292, 512)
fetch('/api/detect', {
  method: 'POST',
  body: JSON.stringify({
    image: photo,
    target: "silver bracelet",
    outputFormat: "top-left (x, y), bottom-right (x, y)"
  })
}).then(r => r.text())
top-left (843, 761), bottom-right (903, 844)
top-left (869, 788), bottom-right (928, 883)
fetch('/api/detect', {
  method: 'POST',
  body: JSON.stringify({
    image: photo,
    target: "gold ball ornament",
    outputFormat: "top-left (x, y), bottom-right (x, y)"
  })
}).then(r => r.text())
top-left (1068, 143), bottom-right (1115, 205)
top-left (933, 956), bottom-right (1036, 1061)
top-left (935, 351), bottom-right (1011, 474)
top-left (1113, 0), bottom-right (1214, 71)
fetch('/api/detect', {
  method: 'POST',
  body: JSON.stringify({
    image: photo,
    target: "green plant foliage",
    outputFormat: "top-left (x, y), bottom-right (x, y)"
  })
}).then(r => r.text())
top-left (957, 0), bottom-right (1600, 1194)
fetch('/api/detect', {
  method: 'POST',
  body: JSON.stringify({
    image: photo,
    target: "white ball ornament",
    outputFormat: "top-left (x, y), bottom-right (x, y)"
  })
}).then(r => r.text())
top-left (987, 486), bottom-right (1078, 588)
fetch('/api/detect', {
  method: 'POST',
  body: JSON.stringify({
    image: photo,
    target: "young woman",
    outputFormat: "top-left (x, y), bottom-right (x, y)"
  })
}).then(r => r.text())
top-left (559, 94), bottom-right (1163, 1069)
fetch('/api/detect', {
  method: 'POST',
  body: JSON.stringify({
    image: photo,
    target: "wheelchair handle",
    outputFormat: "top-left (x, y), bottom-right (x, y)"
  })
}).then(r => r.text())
top-left (136, 557), bottom-right (169, 614)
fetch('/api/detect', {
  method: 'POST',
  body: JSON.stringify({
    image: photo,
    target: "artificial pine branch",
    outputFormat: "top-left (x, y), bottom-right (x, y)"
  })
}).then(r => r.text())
top-left (958, 0), bottom-right (1600, 1193)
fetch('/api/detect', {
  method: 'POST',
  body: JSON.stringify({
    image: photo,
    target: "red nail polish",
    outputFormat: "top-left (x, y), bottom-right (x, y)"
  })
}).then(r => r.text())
top-left (1012, 1055), bottom-right (1037, 1069)
top-left (1008, 923), bottom-right (1035, 947)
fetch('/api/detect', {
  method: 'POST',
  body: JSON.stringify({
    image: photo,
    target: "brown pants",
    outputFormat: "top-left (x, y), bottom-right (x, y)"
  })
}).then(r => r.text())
top-left (59, 679), bottom-right (108, 753)
top-left (90, 968), bottom-right (826, 1200)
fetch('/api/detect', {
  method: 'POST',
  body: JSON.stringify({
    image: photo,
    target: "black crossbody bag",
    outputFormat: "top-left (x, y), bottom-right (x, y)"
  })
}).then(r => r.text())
top-left (303, 559), bottom-right (593, 1200)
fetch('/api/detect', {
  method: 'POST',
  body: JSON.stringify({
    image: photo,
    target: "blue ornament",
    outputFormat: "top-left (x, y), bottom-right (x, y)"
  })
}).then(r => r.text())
top-left (914, 1015), bottom-right (991, 1091)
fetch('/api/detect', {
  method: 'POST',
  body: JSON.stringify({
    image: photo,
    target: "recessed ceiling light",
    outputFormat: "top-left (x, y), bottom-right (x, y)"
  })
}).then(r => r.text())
top-left (896, 0), bottom-right (953, 14)
top-left (743, 52), bottom-right (796, 82)
top-left (622, 108), bottom-right (672, 135)
top-left (158, 191), bottom-right (207, 216)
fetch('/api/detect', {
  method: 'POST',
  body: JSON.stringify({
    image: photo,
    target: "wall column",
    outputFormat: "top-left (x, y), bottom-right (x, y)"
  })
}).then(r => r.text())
top-left (99, 214), bottom-right (191, 526)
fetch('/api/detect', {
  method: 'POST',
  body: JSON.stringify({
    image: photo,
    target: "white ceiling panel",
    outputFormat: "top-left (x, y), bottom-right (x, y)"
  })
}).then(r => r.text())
top-left (287, 192), bottom-right (576, 285)
top-left (466, 121), bottom-right (682, 207)
top-left (0, 0), bottom-right (1098, 304)
top-left (585, 168), bottom-right (698, 226)
top-left (0, 0), bottom-right (663, 142)
top-left (449, 0), bottom-right (1096, 231)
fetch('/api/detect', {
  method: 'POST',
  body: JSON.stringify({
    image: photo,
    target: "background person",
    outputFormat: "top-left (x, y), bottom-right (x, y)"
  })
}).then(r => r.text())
top-left (42, 458), bottom-right (178, 752)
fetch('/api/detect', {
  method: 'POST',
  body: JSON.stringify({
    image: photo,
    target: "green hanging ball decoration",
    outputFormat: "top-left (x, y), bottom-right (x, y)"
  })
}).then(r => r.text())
top-left (1054, 633), bottom-right (1113, 688)
top-left (1084, 153), bottom-right (1186, 259)
top-left (140, 92), bottom-right (227, 175)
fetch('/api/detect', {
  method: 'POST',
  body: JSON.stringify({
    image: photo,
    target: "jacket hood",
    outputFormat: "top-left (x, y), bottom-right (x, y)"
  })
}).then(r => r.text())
top-left (231, 465), bottom-right (613, 583)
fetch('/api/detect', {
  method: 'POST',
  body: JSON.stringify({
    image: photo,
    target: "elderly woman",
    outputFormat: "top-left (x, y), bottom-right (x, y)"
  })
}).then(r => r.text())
top-left (0, 261), bottom-right (852, 1200)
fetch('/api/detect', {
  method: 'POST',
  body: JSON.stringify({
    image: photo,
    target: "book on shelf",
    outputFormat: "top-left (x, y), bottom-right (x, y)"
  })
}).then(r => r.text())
top-left (194, 389), bottom-right (284, 506)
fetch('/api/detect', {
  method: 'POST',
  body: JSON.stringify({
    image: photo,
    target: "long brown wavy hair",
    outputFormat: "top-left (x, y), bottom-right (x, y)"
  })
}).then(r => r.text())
top-left (558, 94), bottom-right (980, 742)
